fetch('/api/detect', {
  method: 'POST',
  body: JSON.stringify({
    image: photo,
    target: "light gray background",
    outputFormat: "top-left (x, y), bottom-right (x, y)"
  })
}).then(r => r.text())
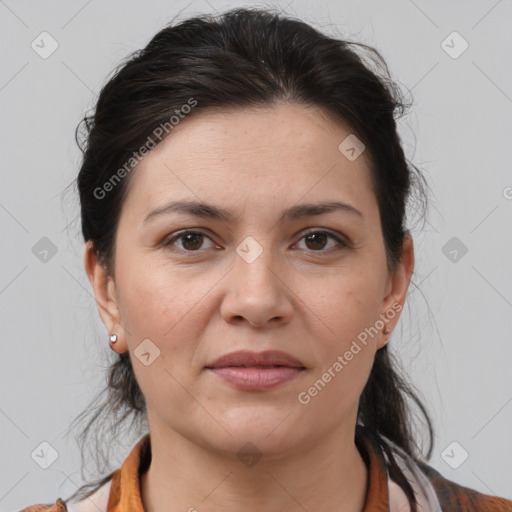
top-left (1, 0), bottom-right (511, 510)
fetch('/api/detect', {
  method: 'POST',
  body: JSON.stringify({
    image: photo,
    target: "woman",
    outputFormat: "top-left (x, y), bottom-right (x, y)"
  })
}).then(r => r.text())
top-left (19, 7), bottom-right (512, 512)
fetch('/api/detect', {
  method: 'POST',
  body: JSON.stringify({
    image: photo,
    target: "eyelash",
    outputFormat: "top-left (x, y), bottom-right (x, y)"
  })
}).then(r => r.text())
top-left (162, 229), bottom-right (349, 254)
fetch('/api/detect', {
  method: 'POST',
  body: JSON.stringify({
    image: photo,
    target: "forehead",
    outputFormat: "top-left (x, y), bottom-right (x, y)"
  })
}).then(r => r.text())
top-left (120, 103), bottom-right (376, 222)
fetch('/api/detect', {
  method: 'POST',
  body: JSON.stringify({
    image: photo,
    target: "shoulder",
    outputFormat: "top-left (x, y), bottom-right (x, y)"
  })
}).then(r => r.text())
top-left (17, 477), bottom-right (112, 512)
top-left (17, 498), bottom-right (67, 512)
top-left (417, 460), bottom-right (512, 511)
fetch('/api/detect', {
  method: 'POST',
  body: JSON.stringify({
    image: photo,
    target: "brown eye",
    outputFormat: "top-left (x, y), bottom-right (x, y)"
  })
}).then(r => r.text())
top-left (164, 231), bottom-right (216, 252)
top-left (295, 230), bottom-right (348, 253)
top-left (179, 233), bottom-right (204, 251)
top-left (304, 232), bottom-right (329, 250)
top-left (163, 229), bottom-right (348, 254)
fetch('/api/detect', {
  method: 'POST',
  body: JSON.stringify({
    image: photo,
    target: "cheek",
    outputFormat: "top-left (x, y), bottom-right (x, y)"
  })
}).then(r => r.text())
top-left (302, 270), bottom-right (384, 389)
top-left (117, 256), bottom-right (186, 325)
top-left (320, 268), bottom-right (385, 340)
top-left (120, 264), bottom-right (209, 415)
top-left (117, 258), bottom-right (215, 369)
top-left (298, 286), bottom-right (380, 418)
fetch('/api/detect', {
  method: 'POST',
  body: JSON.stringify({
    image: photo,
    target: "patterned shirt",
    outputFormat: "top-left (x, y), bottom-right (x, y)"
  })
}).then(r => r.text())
top-left (18, 432), bottom-right (512, 511)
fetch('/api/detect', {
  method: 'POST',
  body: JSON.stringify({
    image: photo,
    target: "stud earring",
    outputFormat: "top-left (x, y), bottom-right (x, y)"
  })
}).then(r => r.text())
top-left (109, 334), bottom-right (118, 343)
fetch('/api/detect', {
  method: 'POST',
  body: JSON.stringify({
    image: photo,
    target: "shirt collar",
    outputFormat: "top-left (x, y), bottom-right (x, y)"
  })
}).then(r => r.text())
top-left (106, 434), bottom-right (150, 512)
top-left (106, 431), bottom-right (390, 512)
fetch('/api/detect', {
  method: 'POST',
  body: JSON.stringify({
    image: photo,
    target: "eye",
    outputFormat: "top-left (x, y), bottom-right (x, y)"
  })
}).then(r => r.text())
top-left (163, 230), bottom-right (217, 252)
top-left (162, 229), bottom-right (349, 254)
top-left (294, 229), bottom-right (348, 253)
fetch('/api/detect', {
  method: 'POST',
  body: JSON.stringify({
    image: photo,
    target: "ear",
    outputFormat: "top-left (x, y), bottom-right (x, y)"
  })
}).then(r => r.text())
top-left (84, 240), bottom-right (127, 352)
top-left (376, 232), bottom-right (414, 349)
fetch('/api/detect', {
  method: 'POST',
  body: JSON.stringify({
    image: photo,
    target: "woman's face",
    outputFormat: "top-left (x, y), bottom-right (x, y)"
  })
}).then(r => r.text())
top-left (86, 103), bottom-right (413, 459)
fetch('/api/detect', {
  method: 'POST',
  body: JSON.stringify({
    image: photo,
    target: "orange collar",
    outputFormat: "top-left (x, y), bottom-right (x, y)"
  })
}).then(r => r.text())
top-left (106, 432), bottom-right (390, 511)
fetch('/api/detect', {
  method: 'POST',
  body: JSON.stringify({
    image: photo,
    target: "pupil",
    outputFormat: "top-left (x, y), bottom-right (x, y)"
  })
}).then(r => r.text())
top-left (306, 233), bottom-right (326, 250)
top-left (183, 233), bottom-right (202, 250)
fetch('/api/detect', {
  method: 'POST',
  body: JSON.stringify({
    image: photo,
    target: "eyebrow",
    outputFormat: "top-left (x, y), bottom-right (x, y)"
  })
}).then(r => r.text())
top-left (143, 200), bottom-right (363, 225)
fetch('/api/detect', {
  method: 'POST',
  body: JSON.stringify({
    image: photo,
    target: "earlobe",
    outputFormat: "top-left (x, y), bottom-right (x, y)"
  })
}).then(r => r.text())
top-left (84, 241), bottom-right (126, 349)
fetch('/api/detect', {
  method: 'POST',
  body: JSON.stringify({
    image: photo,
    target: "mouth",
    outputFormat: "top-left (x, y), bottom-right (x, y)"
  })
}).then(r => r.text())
top-left (206, 349), bottom-right (305, 369)
top-left (204, 350), bottom-right (306, 391)
top-left (205, 365), bottom-right (306, 391)
top-left (205, 364), bottom-right (304, 369)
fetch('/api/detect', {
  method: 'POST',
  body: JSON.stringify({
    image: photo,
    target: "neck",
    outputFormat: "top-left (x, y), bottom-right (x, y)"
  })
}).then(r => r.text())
top-left (140, 419), bottom-right (368, 512)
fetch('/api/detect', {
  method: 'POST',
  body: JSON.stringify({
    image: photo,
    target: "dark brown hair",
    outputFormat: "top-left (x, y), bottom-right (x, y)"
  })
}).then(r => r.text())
top-left (65, 7), bottom-right (433, 510)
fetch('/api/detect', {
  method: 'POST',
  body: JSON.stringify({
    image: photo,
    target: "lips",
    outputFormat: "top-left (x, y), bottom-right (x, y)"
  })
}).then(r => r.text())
top-left (205, 350), bottom-right (306, 391)
top-left (205, 349), bottom-right (305, 369)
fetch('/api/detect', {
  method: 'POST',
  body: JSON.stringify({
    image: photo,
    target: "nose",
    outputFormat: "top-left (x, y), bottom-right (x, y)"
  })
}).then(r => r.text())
top-left (220, 243), bottom-right (294, 328)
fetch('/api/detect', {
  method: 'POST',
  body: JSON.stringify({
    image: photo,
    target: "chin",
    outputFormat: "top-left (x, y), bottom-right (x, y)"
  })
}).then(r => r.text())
top-left (203, 411), bottom-right (303, 459)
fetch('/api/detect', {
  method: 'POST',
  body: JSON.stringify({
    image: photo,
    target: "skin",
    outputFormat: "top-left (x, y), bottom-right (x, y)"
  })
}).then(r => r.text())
top-left (85, 102), bottom-right (414, 512)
